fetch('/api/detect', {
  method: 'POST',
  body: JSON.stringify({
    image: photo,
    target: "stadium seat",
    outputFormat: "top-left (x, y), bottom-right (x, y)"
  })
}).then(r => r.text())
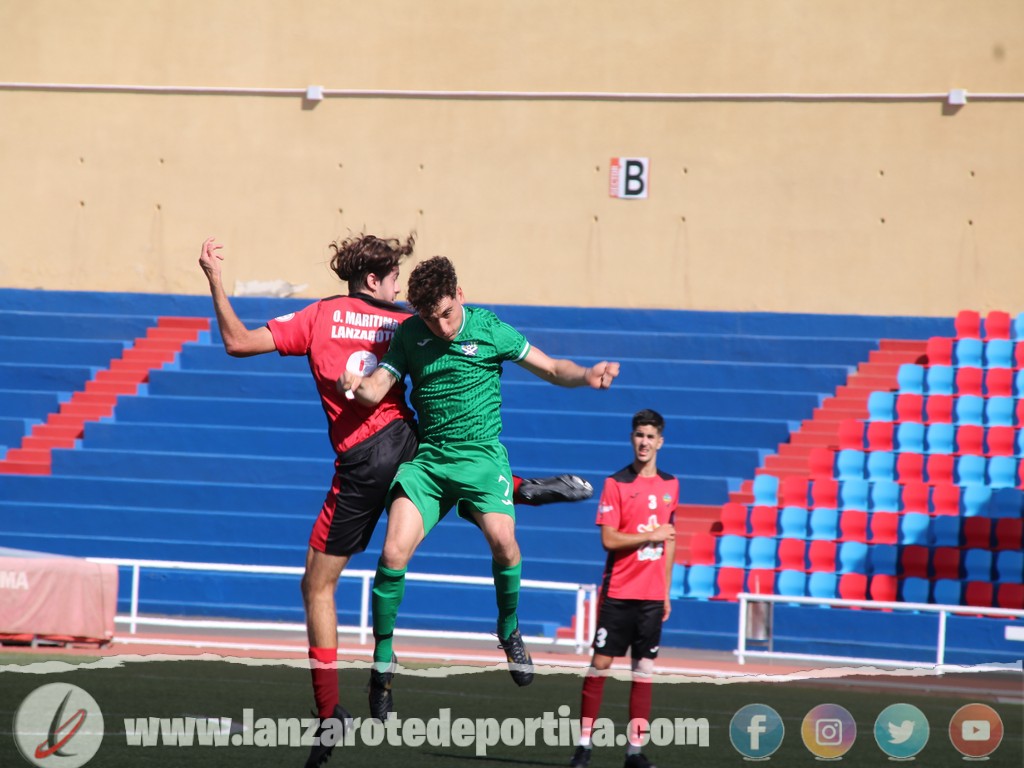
top-left (716, 535), bottom-right (747, 568)
top-left (931, 517), bottom-right (962, 548)
top-left (720, 503), bottom-right (748, 536)
top-left (960, 484), bottom-right (993, 517)
top-left (838, 419), bottom-right (865, 450)
top-left (984, 310), bottom-right (1012, 340)
top-left (931, 547), bottom-right (962, 579)
top-left (984, 339), bottom-right (1015, 369)
top-left (808, 447), bottom-right (835, 481)
top-left (996, 583), bottom-right (1024, 610)
top-left (955, 310), bottom-right (982, 339)
top-left (897, 364), bottom-right (925, 394)
top-left (777, 538), bottom-right (807, 571)
top-left (955, 367), bottom-right (984, 396)
top-left (746, 568), bottom-right (775, 595)
top-left (955, 454), bottom-right (987, 486)
top-left (775, 570), bottom-right (807, 599)
top-left (807, 540), bottom-right (836, 573)
top-left (807, 572), bottom-right (838, 600)
top-left (1014, 312), bottom-right (1024, 340)
top-left (867, 391), bottom-right (896, 422)
top-left (839, 479), bottom-right (869, 511)
top-left (865, 421), bottom-right (895, 452)
top-left (837, 573), bottom-right (868, 601)
top-left (869, 574), bottom-right (898, 603)
top-left (837, 541), bottom-right (868, 573)
top-left (925, 365), bottom-right (955, 395)
top-left (714, 567), bottom-right (746, 601)
top-left (924, 394), bottom-right (954, 424)
top-left (869, 512), bottom-right (899, 545)
top-left (868, 544), bottom-right (899, 575)
top-left (808, 507), bottom-right (839, 540)
top-left (984, 368), bottom-right (1014, 398)
top-left (811, 478), bottom-right (839, 509)
top-left (866, 452), bottom-right (896, 482)
top-left (688, 532), bottom-right (717, 566)
top-left (994, 551), bottom-right (1024, 583)
top-left (747, 536), bottom-right (779, 570)
top-left (900, 576), bottom-right (930, 604)
top-left (927, 454), bottom-right (955, 486)
top-left (900, 481), bottom-right (930, 513)
top-left (953, 396), bottom-right (985, 427)
top-left (896, 394), bottom-right (925, 424)
top-left (985, 397), bottom-right (1016, 428)
top-left (926, 423), bottom-right (956, 454)
top-left (684, 565), bottom-right (716, 599)
top-left (778, 506), bottom-right (809, 539)
top-left (994, 518), bottom-right (1023, 550)
top-left (963, 549), bottom-right (994, 582)
top-left (869, 480), bottom-right (900, 512)
top-left (752, 474), bottom-right (780, 507)
top-left (932, 579), bottom-right (964, 606)
top-left (749, 505), bottom-right (778, 537)
top-left (985, 426), bottom-right (1016, 457)
top-left (898, 513), bottom-right (931, 546)
top-left (991, 487), bottom-right (1023, 518)
top-left (964, 582), bottom-right (995, 608)
top-left (954, 338), bottom-right (984, 368)
top-left (962, 517), bottom-right (992, 549)
top-left (835, 449), bottom-right (866, 480)
top-left (925, 336), bottom-right (954, 366)
top-left (838, 510), bottom-right (868, 545)
top-left (988, 456), bottom-right (1020, 489)
top-left (899, 546), bottom-right (930, 579)
top-left (779, 476), bottom-right (809, 508)
top-left (955, 425), bottom-right (985, 457)
top-left (895, 422), bottom-right (925, 453)
top-left (896, 453), bottom-right (926, 483)
top-left (1016, 369), bottom-right (1024, 397)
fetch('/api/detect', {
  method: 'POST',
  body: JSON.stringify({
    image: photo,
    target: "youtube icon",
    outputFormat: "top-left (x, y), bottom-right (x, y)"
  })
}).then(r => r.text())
top-left (949, 704), bottom-right (1004, 758)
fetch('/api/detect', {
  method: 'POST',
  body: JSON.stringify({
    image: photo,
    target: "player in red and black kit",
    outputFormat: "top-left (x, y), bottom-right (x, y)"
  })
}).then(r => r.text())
top-left (199, 234), bottom-right (592, 768)
top-left (570, 409), bottom-right (678, 768)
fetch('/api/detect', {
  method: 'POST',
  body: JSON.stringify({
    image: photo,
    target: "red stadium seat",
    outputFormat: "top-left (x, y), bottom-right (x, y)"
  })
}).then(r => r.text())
top-left (865, 421), bottom-right (895, 452)
top-left (996, 583), bottom-right (1024, 610)
top-left (811, 478), bottom-right (839, 509)
top-left (807, 540), bottom-right (837, 573)
top-left (838, 510), bottom-right (868, 542)
top-left (899, 546), bottom-right (930, 578)
top-left (955, 425), bottom-right (985, 456)
top-left (964, 582), bottom-right (995, 608)
top-left (925, 336), bottom-right (954, 366)
top-left (931, 547), bottom-right (962, 580)
top-left (986, 426), bottom-right (1016, 457)
top-left (869, 574), bottom-right (898, 603)
top-left (985, 368), bottom-right (1014, 397)
top-left (688, 532), bottom-right (717, 566)
top-left (984, 310), bottom-right (1012, 340)
top-left (838, 419), bottom-right (865, 450)
top-left (749, 505), bottom-right (778, 537)
top-left (962, 517), bottom-right (992, 549)
top-left (955, 367), bottom-right (984, 396)
top-left (713, 567), bottom-right (746, 601)
top-left (746, 569), bottom-right (776, 595)
top-left (901, 481), bottom-right (930, 513)
top-left (779, 476), bottom-right (810, 508)
top-left (896, 452), bottom-right (926, 483)
top-left (777, 538), bottom-right (807, 571)
top-left (994, 519), bottom-right (1023, 550)
top-left (927, 454), bottom-right (955, 485)
top-left (808, 447), bottom-right (835, 481)
top-left (895, 394), bottom-right (924, 423)
top-left (925, 395), bottom-right (954, 425)
top-left (720, 503), bottom-right (748, 536)
top-left (956, 309), bottom-right (982, 339)
top-left (931, 483), bottom-right (961, 516)
top-left (869, 512), bottom-right (899, 545)
top-left (838, 573), bottom-right (868, 601)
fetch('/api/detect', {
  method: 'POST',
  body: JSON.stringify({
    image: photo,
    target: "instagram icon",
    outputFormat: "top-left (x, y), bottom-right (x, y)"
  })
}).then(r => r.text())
top-left (802, 704), bottom-right (857, 760)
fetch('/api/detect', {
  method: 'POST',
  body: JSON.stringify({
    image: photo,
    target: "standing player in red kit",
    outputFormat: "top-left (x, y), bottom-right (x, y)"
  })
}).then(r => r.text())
top-left (199, 235), bottom-right (592, 768)
top-left (569, 409), bottom-right (678, 768)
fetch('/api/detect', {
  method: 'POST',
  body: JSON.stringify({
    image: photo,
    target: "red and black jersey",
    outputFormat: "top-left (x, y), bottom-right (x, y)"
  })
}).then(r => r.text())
top-left (595, 465), bottom-right (679, 601)
top-left (267, 293), bottom-right (414, 454)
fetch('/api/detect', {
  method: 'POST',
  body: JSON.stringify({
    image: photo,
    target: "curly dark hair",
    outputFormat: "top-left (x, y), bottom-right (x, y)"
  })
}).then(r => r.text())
top-left (406, 255), bottom-right (458, 314)
top-left (329, 233), bottom-right (415, 289)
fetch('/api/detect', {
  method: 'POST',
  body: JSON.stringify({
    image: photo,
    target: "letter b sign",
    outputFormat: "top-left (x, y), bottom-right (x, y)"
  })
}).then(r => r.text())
top-left (609, 157), bottom-right (649, 199)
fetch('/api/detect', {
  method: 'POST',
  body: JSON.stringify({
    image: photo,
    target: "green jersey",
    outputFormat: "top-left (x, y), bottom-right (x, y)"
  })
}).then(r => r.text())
top-left (380, 305), bottom-right (530, 444)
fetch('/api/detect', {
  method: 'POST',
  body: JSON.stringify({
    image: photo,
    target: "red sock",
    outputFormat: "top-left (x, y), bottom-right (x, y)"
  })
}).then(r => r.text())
top-left (580, 675), bottom-right (606, 742)
top-left (628, 678), bottom-right (653, 746)
top-left (309, 647), bottom-right (338, 719)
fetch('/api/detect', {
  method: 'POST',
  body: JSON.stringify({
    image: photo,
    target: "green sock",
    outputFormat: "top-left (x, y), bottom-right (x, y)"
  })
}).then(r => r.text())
top-left (492, 559), bottom-right (522, 640)
top-left (372, 559), bottom-right (407, 671)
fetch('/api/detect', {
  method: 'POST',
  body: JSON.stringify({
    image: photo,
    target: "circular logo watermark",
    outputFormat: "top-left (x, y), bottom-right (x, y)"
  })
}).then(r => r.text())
top-left (729, 703), bottom-right (785, 760)
top-left (874, 703), bottom-right (929, 760)
top-left (14, 683), bottom-right (104, 767)
top-left (801, 703), bottom-right (857, 760)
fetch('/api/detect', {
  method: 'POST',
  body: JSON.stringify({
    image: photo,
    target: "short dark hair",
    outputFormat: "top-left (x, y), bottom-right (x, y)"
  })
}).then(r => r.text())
top-left (632, 409), bottom-right (665, 433)
top-left (406, 255), bottom-right (458, 314)
top-left (329, 233), bottom-right (415, 290)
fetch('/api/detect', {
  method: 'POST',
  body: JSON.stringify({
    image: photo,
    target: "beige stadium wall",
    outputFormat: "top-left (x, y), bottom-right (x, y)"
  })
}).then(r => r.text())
top-left (1, 0), bottom-right (1022, 316)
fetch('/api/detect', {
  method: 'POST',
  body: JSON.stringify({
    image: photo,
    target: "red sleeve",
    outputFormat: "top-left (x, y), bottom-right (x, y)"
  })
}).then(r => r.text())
top-left (595, 478), bottom-right (621, 529)
top-left (266, 303), bottom-right (317, 357)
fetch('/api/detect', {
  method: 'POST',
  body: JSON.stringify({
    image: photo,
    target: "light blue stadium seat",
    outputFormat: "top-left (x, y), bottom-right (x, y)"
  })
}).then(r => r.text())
top-left (962, 549), bottom-right (993, 581)
top-left (985, 397), bottom-right (1016, 427)
top-left (870, 480), bottom-right (900, 512)
top-left (988, 456), bottom-right (1020, 489)
top-left (776, 570), bottom-right (807, 598)
top-left (925, 365), bottom-right (955, 395)
top-left (900, 577), bottom-right (931, 604)
top-left (955, 455), bottom-right (987, 486)
top-left (835, 449), bottom-right (866, 481)
top-left (716, 535), bottom-right (748, 568)
top-left (954, 338), bottom-right (984, 368)
top-left (984, 338), bottom-right (1015, 369)
top-left (926, 423), bottom-right (956, 454)
top-left (839, 479), bottom-right (870, 510)
top-left (684, 565), bottom-right (716, 599)
top-left (932, 579), bottom-right (964, 605)
top-left (867, 391), bottom-right (896, 422)
top-left (837, 541), bottom-right (869, 574)
top-left (895, 422), bottom-right (925, 454)
top-left (953, 396), bottom-right (985, 427)
top-left (869, 544), bottom-right (899, 576)
top-left (995, 551), bottom-right (1024, 583)
top-left (752, 474), bottom-right (780, 506)
top-left (866, 451), bottom-right (896, 482)
top-left (669, 565), bottom-right (687, 600)
top-left (778, 506), bottom-right (809, 539)
top-left (960, 484), bottom-right (993, 517)
top-left (747, 537), bottom-right (779, 570)
top-left (897, 364), bottom-right (926, 394)
top-left (808, 508), bottom-right (839, 540)
top-left (931, 516), bottom-right (962, 547)
top-left (807, 572), bottom-right (837, 600)
top-left (898, 513), bottom-right (931, 546)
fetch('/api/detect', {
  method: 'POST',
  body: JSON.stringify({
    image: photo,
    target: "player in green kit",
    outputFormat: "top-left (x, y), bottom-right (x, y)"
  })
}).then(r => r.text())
top-left (340, 256), bottom-right (619, 719)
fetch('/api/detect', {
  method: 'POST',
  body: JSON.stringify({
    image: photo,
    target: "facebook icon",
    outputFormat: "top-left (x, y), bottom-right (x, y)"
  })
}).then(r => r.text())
top-left (730, 704), bottom-right (785, 759)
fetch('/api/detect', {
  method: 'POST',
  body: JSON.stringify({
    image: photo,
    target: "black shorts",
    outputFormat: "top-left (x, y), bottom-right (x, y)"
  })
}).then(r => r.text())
top-left (309, 418), bottom-right (419, 557)
top-left (592, 597), bottom-right (665, 660)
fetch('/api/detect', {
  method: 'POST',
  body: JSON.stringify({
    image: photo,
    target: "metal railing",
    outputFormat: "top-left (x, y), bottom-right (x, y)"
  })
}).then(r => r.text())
top-left (736, 591), bottom-right (1024, 668)
top-left (87, 557), bottom-right (598, 654)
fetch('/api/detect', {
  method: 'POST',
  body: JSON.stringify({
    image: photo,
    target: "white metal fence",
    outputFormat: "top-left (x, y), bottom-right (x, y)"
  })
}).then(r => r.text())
top-left (88, 557), bottom-right (598, 654)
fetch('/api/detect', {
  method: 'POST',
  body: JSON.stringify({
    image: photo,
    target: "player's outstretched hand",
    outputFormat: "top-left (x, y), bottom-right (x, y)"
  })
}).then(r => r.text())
top-left (199, 237), bottom-right (224, 283)
top-left (337, 370), bottom-right (363, 400)
top-left (587, 361), bottom-right (620, 390)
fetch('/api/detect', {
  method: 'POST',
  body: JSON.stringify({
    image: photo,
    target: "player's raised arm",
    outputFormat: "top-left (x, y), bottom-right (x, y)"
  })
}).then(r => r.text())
top-left (517, 346), bottom-right (619, 389)
top-left (337, 365), bottom-right (398, 405)
top-left (198, 237), bottom-right (276, 357)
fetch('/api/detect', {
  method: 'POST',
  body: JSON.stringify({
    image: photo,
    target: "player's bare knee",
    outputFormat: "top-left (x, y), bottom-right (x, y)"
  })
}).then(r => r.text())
top-left (632, 657), bottom-right (655, 679)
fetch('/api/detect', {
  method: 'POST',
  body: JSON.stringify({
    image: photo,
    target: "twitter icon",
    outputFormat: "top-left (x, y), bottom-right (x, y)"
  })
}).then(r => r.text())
top-left (874, 704), bottom-right (929, 759)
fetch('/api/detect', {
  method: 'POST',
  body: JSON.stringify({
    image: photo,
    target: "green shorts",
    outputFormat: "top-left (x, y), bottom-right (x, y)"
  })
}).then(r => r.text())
top-left (388, 440), bottom-right (517, 535)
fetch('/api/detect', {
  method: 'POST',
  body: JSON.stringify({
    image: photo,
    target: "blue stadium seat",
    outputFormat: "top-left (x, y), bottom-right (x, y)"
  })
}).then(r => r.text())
top-left (954, 454), bottom-right (987, 487)
top-left (895, 422), bottom-right (925, 454)
top-left (988, 456), bottom-right (1020, 489)
top-left (984, 339), bottom-right (1015, 369)
top-left (932, 579), bottom-right (964, 605)
top-left (926, 423), bottom-right (956, 455)
top-left (954, 338), bottom-right (984, 368)
top-left (900, 577), bottom-right (930, 604)
top-left (866, 452), bottom-right (896, 482)
top-left (960, 484), bottom-right (993, 517)
top-left (778, 506), bottom-right (809, 539)
top-left (962, 549), bottom-right (993, 582)
top-left (716, 535), bottom-right (748, 568)
top-left (995, 551), bottom-right (1024, 583)
top-left (867, 391), bottom-right (896, 422)
top-left (898, 513), bottom-right (931, 546)
top-left (835, 449), bottom-right (866, 480)
top-left (985, 397), bottom-right (1016, 428)
top-left (752, 474), bottom-right (780, 506)
top-left (806, 572), bottom-right (837, 600)
top-left (869, 480), bottom-right (900, 512)
top-left (747, 537), bottom-right (779, 570)
top-left (839, 479), bottom-right (869, 510)
top-left (837, 541), bottom-right (869, 574)
top-left (931, 517), bottom-right (962, 547)
top-left (925, 365), bottom-right (955, 395)
top-left (684, 565), bottom-right (716, 599)
top-left (868, 544), bottom-right (899, 575)
top-left (897, 364), bottom-right (926, 394)
top-left (776, 570), bottom-right (807, 598)
top-left (954, 395), bottom-right (985, 427)
top-left (808, 508), bottom-right (839, 540)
